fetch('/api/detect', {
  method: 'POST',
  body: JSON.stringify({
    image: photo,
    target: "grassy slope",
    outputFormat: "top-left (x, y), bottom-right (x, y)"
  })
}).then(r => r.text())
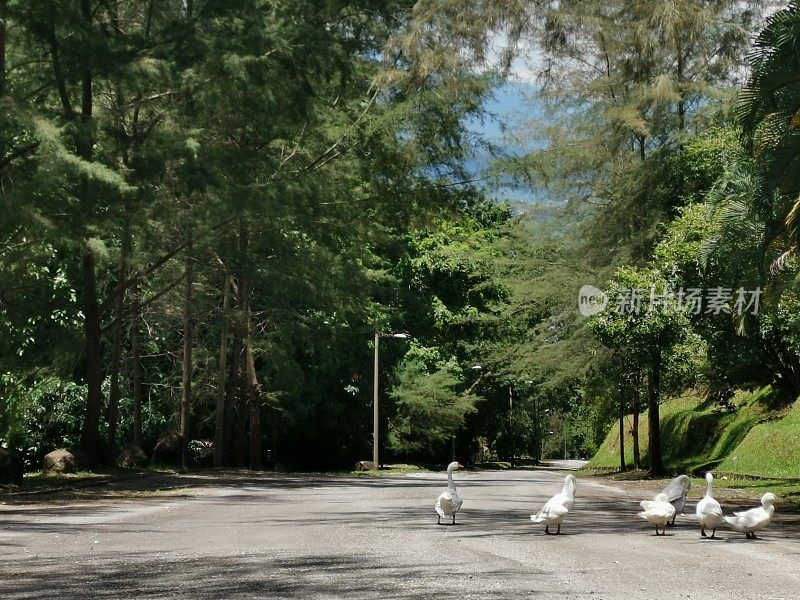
top-left (588, 387), bottom-right (785, 475)
top-left (718, 399), bottom-right (800, 478)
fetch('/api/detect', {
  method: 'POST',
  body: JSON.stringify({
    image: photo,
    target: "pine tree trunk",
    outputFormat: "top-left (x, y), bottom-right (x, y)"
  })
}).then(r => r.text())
top-left (618, 387), bottom-right (626, 472)
top-left (80, 0), bottom-right (91, 123)
top-left (47, 0), bottom-right (72, 117)
top-left (226, 325), bottom-right (242, 466)
top-left (0, 0), bottom-right (6, 166)
top-left (234, 227), bottom-right (249, 468)
top-left (235, 348), bottom-right (249, 467)
top-left (106, 307), bottom-right (124, 452)
top-left (180, 231), bottom-right (194, 470)
top-left (245, 331), bottom-right (261, 471)
top-left (238, 225), bottom-right (262, 470)
top-left (213, 273), bottom-right (231, 468)
top-left (0, 0), bottom-right (7, 98)
top-left (131, 294), bottom-right (143, 449)
top-left (647, 350), bottom-right (664, 475)
top-left (77, 0), bottom-right (102, 463)
top-left (106, 213), bottom-right (131, 450)
top-left (79, 247), bottom-right (103, 462)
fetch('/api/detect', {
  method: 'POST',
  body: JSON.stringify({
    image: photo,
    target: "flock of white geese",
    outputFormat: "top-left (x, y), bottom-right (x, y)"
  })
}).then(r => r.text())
top-left (434, 461), bottom-right (777, 539)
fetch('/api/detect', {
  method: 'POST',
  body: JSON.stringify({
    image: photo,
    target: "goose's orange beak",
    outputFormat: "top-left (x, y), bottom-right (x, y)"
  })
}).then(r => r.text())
top-left (457, 463), bottom-right (464, 470)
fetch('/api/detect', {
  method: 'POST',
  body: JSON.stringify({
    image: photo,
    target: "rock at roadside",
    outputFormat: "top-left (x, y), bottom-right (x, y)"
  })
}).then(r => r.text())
top-left (354, 460), bottom-right (375, 471)
top-left (0, 447), bottom-right (24, 485)
top-left (152, 431), bottom-right (183, 465)
top-left (118, 446), bottom-right (148, 468)
top-left (43, 449), bottom-right (77, 475)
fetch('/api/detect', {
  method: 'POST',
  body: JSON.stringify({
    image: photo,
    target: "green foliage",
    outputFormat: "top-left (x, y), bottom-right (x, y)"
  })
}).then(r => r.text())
top-left (739, 1), bottom-right (800, 254)
top-left (592, 266), bottom-right (689, 364)
top-left (0, 374), bottom-right (86, 469)
top-left (388, 350), bottom-right (478, 457)
top-left (675, 127), bottom-right (749, 205)
top-left (2, 0), bottom-right (797, 477)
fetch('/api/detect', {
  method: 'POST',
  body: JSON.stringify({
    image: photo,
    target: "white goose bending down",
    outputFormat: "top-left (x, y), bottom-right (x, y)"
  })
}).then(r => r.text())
top-left (725, 493), bottom-right (776, 539)
top-left (638, 493), bottom-right (676, 536)
top-left (696, 472), bottom-right (724, 539)
top-left (661, 474), bottom-right (691, 526)
top-left (531, 474), bottom-right (576, 535)
top-left (435, 461), bottom-right (464, 525)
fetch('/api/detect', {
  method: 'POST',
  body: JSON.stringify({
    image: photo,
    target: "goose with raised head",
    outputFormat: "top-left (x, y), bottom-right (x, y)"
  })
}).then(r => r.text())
top-left (638, 493), bottom-right (676, 536)
top-left (725, 493), bottom-right (776, 539)
top-left (696, 472), bottom-right (724, 538)
top-left (661, 474), bottom-right (691, 526)
top-left (435, 461), bottom-right (464, 525)
top-left (531, 474), bottom-right (576, 535)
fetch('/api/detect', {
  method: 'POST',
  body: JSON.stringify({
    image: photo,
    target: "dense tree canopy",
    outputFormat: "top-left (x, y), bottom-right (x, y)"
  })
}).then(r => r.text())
top-left (0, 0), bottom-right (798, 475)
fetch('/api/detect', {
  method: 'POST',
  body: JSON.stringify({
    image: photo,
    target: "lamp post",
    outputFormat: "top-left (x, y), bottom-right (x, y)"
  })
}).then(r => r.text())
top-left (373, 332), bottom-right (409, 469)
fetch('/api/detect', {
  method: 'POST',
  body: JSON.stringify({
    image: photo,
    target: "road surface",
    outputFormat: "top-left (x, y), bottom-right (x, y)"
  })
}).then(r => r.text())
top-left (1, 469), bottom-right (798, 599)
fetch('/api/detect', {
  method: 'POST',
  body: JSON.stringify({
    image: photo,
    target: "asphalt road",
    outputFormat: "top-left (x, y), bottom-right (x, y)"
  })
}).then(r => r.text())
top-left (1, 469), bottom-right (799, 599)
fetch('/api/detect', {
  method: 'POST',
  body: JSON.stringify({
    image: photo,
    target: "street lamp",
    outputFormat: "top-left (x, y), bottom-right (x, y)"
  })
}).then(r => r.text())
top-left (373, 332), bottom-right (409, 469)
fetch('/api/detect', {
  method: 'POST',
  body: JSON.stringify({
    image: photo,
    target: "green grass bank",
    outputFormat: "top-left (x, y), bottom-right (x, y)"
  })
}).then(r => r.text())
top-left (588, 387), bottom-right (799, 479)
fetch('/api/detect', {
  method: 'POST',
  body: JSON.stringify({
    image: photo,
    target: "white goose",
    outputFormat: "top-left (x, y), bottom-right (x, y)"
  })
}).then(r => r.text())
top-left (725, 492), bottom-right (776, 539)
top-left (661, 474), bottom-right (691, 526)
top-left (531, 474), bottom-right (576, 535)
top-left (696, 472), bottom-right (724, 538)
top-left (638, 492), bottom-right (676, 536)
top-left (435, 461), bottom-right (464, 525)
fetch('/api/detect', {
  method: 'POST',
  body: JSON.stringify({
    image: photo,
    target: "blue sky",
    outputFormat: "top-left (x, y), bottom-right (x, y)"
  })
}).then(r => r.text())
top-left (463, 80), bottom-right (550, 205)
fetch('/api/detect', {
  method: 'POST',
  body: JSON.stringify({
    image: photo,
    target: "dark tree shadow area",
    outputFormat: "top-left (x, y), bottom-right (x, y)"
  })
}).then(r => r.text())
top-left (1, 471), bottom-right (457, 503)
top-left (0, 551), bottom-right (577, 600)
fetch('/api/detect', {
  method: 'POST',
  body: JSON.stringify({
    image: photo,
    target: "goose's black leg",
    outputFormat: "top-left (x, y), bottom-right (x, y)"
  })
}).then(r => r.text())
top-left (710, 529), bottom-right (716, 539)
top-left (701, 526), bottom-right (706, 537)
top-left (437, 516), bottom-right (441, 525)
top-left (556, 524), bottom-right (561, 535)
top-left (545, 525), bottom-right (550, 535)
top-left (452, 513), bottom-right (456, 525)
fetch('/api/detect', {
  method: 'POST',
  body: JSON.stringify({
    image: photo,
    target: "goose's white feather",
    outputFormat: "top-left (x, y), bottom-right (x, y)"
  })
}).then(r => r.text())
top-left (531, 475), bottom-right (576, 526)
top-left (435, 490), bottom-right (462, 518)
top-left (434, 461), bottom-right (463, 519)
top-left (724, 493), bottom-right (776, 534)
top-left (638, 493), bottom-right (676, 526)
top-left (696, 472), bottom-right (724, 531)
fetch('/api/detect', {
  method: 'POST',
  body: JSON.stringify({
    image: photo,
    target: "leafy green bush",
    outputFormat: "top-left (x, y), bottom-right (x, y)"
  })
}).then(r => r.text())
top-left (0, 374), bottom-right (86, 470)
